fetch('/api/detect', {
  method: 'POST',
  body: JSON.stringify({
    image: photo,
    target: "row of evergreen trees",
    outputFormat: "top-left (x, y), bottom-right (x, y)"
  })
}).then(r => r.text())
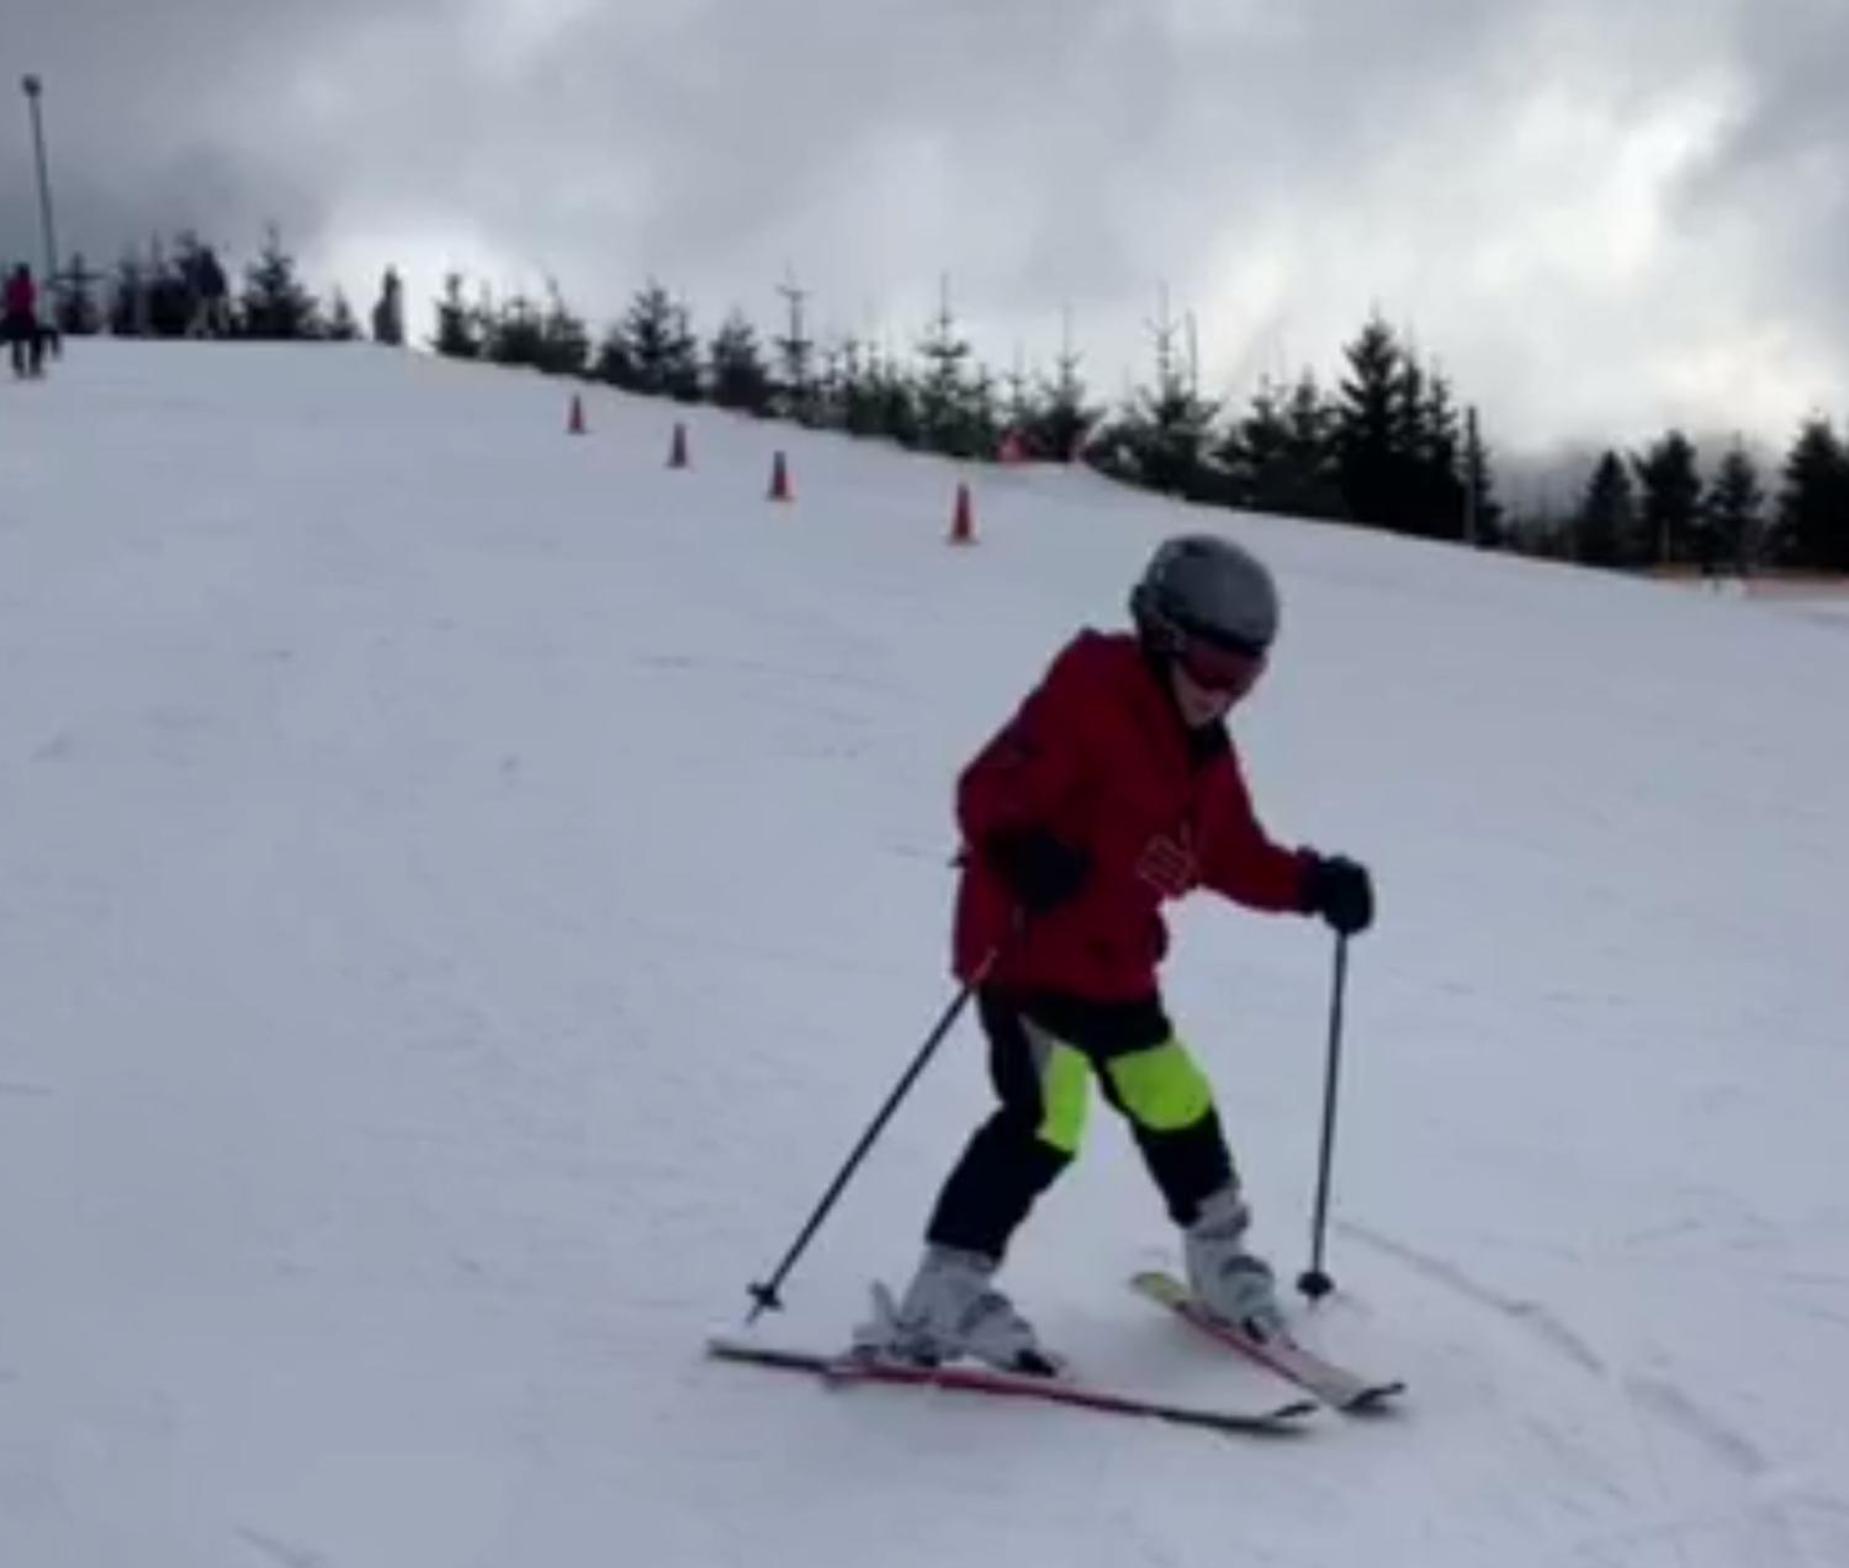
top-left (54, 229), bottom-right (400, 345)
top-left (1562, 424), bottom-right (1849, 575)
top-left (443, 268), bottom-right (1849, 574)
top-left (431, 270), bottom-right (1504, 546)
top-left (430, 273), bottom-right (1094, 467)
top-left (46, 227), bottom-right (1849, 573)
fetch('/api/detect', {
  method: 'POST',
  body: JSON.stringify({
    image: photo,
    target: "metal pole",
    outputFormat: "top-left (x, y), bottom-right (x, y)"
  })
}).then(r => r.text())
top-left (21, 76), bottom-right (61, 298)
top-left (745, 944), bottom-right (1002, 1323)
top-left (1296, 933), bottom-right (1350, 1301)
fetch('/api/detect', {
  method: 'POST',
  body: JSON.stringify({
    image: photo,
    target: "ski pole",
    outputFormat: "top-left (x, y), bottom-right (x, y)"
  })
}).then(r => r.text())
top-left (746, 944), bottom-right (1002, 1323)
top-left (1297, 931), bottom-right (1350, 1302)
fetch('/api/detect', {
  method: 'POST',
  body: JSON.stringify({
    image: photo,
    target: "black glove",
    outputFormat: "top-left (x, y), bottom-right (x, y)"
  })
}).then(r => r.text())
top-left (986, 827), bottom-right (1092, 916)
top-left (1303, 854), bottom-right (1374, 935)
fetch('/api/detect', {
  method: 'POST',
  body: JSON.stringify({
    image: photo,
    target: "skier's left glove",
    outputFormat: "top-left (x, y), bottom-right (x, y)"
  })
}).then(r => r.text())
top-left (1302, 854), bottom-right (1374, 935)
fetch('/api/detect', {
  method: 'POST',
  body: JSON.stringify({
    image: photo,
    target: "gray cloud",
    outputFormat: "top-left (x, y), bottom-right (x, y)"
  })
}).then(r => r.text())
top-left (6, 0), bottom-right (1848, 466)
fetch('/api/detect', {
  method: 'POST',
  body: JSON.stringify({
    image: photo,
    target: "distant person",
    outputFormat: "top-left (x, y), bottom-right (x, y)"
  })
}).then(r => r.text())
top-left (855, 534), bottom-right (1376, 1373)
top-left (186, 247), bottom-right (232, 338)
top-left (4, 264), bottom-right (42, 378)
top-left (370, 267), bottom-right (405, 346)
top-left (183, 244), bottom-right (232, 338)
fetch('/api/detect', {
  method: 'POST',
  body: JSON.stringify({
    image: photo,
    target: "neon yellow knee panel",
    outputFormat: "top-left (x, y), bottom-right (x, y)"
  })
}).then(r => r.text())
top-left (1105, 1040), bottom-right (1215, 1132)
top-left (1027, 1033), bottom-right (1214, 1155)
top-left (1032, 1041), bottom-right (1093, 1155)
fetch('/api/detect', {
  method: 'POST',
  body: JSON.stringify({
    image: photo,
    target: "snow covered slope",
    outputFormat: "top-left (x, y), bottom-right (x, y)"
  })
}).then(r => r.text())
top-left (3, 342), bottom-right (1846, 1567)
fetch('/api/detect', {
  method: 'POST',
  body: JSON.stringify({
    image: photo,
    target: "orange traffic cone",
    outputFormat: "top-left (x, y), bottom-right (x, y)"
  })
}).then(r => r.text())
top-left (768, 450), bottom-right (793, 502)
top-left (948, 481), bottom-right (976, 545)
top-left (567, 393), bottom-right (587, 435)
top-left (998, 429), bottom-right (1026, 465)
top-left (667, 421), bottom-right (690, 469)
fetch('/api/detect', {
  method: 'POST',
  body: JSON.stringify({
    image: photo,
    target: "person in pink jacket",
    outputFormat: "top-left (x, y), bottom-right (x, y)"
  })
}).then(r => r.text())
top-left (4, 265), bottom-right (45, 378)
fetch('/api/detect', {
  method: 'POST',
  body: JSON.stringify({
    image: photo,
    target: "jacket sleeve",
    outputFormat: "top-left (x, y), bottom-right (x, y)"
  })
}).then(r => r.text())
top-left (956, 634), bottom-right (1100, 851)
top-left (1200, 753), bottom-right (1316, 913)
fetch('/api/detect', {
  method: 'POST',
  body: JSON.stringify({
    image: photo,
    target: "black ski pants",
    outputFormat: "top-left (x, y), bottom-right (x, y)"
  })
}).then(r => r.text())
top-left (925, 988), bottom-right (1237, 1261)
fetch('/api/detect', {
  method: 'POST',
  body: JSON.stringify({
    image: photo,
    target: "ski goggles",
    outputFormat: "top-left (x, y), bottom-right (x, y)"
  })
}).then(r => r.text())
top-left (1176, 637), bottom-right (1266, 696)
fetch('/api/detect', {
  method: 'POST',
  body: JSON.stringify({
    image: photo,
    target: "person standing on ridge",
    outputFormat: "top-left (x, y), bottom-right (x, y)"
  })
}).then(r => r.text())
top-left (859, 533), bottom-right (1375, 1374)
top-left (4, 264), bottom-right (43, 378)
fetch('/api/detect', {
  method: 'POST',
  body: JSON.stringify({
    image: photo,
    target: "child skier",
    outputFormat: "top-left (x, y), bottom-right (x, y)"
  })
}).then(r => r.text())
top-left (860, 533), bottom-right (1374, 1373)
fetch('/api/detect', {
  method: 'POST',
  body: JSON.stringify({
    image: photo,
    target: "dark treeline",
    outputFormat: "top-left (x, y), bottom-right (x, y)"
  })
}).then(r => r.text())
top-left (38, 226), bottom-right (1849, 575)
top-left (45, 227), bottom-right (402, 348)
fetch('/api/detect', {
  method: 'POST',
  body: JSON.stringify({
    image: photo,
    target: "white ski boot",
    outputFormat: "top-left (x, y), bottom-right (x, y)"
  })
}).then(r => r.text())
top-left (1184, 1186), bottom-right (1286, 1340)
top-left (855, 1245), bottom-right (1061, 1376)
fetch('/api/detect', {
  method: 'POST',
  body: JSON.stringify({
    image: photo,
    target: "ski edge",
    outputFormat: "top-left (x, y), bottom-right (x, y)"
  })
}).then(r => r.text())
top-left (1130, 1270), bottom-right (1406, 1412)
top-left (705, 1336), bottom-right (1317, 1436)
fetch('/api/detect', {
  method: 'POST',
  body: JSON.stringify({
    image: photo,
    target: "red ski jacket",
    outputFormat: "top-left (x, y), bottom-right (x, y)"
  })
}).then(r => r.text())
top-left (952, 630), bottom-right (1315, 1000)
top-left (2, 274), bottom-right (34, 318)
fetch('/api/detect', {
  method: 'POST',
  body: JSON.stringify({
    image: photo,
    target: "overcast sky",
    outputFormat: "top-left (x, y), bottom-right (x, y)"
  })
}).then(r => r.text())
top-left (6, 0), bottom-right (1847, 472)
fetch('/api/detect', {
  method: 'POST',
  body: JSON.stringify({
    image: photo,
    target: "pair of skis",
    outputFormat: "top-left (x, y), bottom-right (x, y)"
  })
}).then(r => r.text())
top-left (708, 1270), bottom-right (1403, 1439)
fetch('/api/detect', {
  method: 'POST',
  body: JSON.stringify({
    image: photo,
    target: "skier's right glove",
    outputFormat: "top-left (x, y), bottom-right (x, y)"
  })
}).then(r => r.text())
top-left (986, 827), bottom-right (1092, 917)
top-left (1302, 854), bottom-right (1374, 935)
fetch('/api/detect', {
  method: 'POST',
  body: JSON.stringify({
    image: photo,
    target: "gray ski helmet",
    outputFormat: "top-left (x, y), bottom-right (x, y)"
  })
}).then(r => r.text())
top-left (1129, 534), bottom-right (1279, 659)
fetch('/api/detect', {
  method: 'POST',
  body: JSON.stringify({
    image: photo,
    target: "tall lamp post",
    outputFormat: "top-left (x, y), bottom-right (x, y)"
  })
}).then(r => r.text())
top-left (21, 74), bottom-right (61, 300)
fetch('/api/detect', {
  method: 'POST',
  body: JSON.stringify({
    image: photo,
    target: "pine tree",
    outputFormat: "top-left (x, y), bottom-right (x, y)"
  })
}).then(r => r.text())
top-left (874, 353), bottom-right (921, 448)
top-left (1390, 350), bottom-right (1429, 531)
top-left (826, 336), bottom-right (872, 435)
top-left (917, 279), bottom-right (977, 457)
top-left (433, 272), bottom-right (483, 359)
top-left (1028, 326), bottom-right (1102, 462)
top-left (1577, 450), bottom-right (1636, 568)
top-left (1282, 374), bottom-right (1343, 519)
top-left (593, 322), bottom-right (636, 387)
top-left (1414, 368), bottom-right (1466, 538)
top-left (622, 280), bottom-right (676, 391)
top-left (962, 364), bottom-right (999, 459)
top-left (1003, 350), bottom-right (1035, 448)
top-left (811, 340), bottom-right (845, 429)
top-left (324, 289), bottom-right (359, 341)
top-left (109, 250), bottom-right (150, 336)
top-left (143, 238), bottom-right (194, 337)
top-left (538, 283), bottom-right (590, 377)
top-left (1703, 440), bottom-right (1764, 576)
top-left (1335, 314), bottom-right (1406, 529)
top-left (1462, 407), bottom-right (1503, 547)
top-left (710, 308), bottom-right (773, 413)
top-left (1776, 417), bottom-right (1849, 571)
top-left (55, 253), bottom-right (104, 335)
top-left (1223, 373), bottom-right (1343, 519)
top-left (664, 303), bottom-right (702, 402)
top-left (1131, 374), bottom-right (1219, 498)
top-left (773, 275), bottom-right (816, 423)
top-left (1109, 293), bottom-right (1217, 497)
top-left (617, 280), bottom-right (687, 395)
top-left (1221, 378), bottom-right (1288, 509)
top-left (485, 293), bottom-right (545, 366)
top-left (1632, 430), bottom-right (1702, 566)
top-left (240, 225), bottom-right (321, 340)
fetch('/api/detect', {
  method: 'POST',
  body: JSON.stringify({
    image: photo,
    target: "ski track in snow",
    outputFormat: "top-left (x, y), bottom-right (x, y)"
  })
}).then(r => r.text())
top-left (1341, 1223), bottom-right (1832, 1568)
top-left (237, 1528), bottom-right (329, 1568)
top-left (1343, 1221), bottom-right (1609, 1377)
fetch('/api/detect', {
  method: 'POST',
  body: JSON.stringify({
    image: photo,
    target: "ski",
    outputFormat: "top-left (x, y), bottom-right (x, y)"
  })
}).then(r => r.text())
top-left (1131, 1270), bottom-right (1405, 1412)
top-left (706, 1336), bottom-right (1316, 1437)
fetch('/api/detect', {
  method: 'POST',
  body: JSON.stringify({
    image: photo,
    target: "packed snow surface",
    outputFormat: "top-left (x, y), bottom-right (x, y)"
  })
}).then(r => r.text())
top-left (3, 343), bottom-right (1846, 1567)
